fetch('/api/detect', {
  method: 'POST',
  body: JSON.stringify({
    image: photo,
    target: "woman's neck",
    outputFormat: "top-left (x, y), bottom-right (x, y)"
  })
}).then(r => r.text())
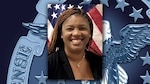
top-left (64, 48), bottom-right (85, 61)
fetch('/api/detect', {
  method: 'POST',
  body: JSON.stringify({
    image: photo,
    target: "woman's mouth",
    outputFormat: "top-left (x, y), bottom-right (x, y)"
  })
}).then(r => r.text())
top-left (71, 39), bottom-right (83, 45)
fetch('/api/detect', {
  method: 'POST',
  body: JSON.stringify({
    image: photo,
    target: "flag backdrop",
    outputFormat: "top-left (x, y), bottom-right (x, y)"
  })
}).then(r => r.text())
top-left (47, 4), bottom-right (103, 55)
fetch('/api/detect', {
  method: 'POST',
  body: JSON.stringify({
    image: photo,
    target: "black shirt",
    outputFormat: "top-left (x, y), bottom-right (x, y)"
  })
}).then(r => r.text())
top-left (48, 49), bottom-right (102, 79)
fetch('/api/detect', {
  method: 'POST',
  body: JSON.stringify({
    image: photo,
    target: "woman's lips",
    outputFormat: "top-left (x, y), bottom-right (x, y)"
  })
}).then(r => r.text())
top-left (71, 39), bottom-right (83, 45)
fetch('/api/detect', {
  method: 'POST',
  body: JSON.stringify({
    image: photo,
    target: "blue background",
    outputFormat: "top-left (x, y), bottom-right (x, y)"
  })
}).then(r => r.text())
top-left (0, 0), bottom-right (38, 83)
top-left (104, 0), bottom-right (150, 84)
top-left (1, 0), bottom-right (150, 84)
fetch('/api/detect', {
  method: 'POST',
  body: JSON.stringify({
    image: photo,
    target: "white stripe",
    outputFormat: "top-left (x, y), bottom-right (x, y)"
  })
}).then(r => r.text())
top-left (48, 20), bottom-right (54, 41)
top-left (92, 20), bottom-right (103, 51)
top-left (93, 4), bottom-right (103, 51)
top-left (87, 13), bottom-right (103, 51)
top-left (96, 4), bottom-right (103, 16)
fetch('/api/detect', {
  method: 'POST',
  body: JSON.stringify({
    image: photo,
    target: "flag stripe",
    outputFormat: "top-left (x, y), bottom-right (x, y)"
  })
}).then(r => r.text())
top-left (88, 6), bottom-right (102, 33)
top-left (47, 20), bottom-right (53, 46)
top-left (96, 4), bottom-right (103, 16)
top-left (89, 39), bottom-right (102, 55)
top-left (48, 20), bottom-right (53, 41)
top-left (92, 20), bottom-right (103, 51)
top-left (87, 4), bottom-right (103, 55)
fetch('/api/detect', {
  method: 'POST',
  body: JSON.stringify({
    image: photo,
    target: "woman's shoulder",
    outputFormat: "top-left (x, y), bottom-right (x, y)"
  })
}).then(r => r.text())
top-left (48, 51), bottom-right (58, 57)
top-left (48, 51), bottom-right (60, 62)
top-left (86, 51), bottom-right (102, 58)
top-left (48, 49), bottom-right (65, 62)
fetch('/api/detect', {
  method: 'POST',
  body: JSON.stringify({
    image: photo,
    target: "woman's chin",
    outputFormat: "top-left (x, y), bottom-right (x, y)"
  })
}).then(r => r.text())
top-left (70, 46), bottom-right (85, 52)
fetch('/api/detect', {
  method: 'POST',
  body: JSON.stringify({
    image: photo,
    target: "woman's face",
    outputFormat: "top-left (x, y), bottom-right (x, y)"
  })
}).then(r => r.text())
top-left (61, 14), bottom-right (91, 52)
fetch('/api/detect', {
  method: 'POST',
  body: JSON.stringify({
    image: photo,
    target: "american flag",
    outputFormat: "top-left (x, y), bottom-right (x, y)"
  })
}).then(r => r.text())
top-left (47, 4), bottom-right (103, 55)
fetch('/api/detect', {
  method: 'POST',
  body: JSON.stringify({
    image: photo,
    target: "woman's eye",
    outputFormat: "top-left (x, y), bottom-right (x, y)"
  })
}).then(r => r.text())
top-left (79, 27), bottom-right (86, 30)
top-left (66, 28), bottom-right (73, 31)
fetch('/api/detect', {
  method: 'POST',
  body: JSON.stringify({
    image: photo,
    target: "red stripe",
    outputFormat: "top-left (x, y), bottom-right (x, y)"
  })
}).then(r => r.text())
top-left (47, 39), bottom-right (50, 46)
top-left (88, 6), bottom-right (102, 33)
top-left (89, 39), bottom-right (102, 55)
top-left (88, 6), bottom-right (103, 55)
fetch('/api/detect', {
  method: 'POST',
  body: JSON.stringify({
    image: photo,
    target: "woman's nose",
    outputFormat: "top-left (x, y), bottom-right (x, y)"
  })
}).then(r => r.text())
top-left (72, 28), bottom-right (81, 36)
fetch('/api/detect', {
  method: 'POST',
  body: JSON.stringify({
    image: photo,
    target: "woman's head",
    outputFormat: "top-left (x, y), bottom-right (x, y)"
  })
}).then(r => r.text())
top-left (48, 8), bottom-right (93, 54)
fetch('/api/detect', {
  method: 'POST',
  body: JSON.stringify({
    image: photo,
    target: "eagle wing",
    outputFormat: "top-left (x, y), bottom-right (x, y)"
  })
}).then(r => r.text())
top-left (103, 24), bottom-right (150, 84)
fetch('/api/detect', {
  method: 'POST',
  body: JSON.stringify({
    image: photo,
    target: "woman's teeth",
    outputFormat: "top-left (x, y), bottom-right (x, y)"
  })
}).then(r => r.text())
top-left (72, 39), bottom-right (82, 43)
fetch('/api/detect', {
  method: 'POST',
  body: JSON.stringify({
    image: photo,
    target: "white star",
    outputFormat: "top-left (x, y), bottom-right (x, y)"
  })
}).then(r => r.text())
top-left (67, 4), bottom-right (74, 9)
top-left (77, 5), bottom-right (83, 9)
top-left (115, 0), bottom-right (129, 12)
top-left (35, 71), bottom-right (48, 84)
top-left (140, 70), bottom-right (150, 84)
top-left (54, 4), bottom-right (60, 10)
top-left (140, 51), bottom-right (150, 66)
top-left (61, 4), bottom-right (66, 11)
top-left (129, 7), bottom-right (144, 22)
top-left (51, 12), bottom-right (57, 19)
top-left (47, 4), bottom-right (52, 9)
top-left (80, 0), bottom-right (92, 4)
top-left (100, 0), bottom-right (109, 7)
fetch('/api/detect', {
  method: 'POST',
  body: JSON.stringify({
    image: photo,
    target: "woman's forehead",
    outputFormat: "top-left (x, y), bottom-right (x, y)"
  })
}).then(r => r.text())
top-left (64, 14), bottom-right (89, 22)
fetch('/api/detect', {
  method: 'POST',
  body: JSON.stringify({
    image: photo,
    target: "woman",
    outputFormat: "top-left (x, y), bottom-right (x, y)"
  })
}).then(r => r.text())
top-left (48, 8), bottom-right (102, 80)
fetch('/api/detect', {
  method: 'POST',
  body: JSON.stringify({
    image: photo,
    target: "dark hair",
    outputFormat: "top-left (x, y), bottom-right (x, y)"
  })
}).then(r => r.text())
top-left (48, 8), bottom-right (93, 54)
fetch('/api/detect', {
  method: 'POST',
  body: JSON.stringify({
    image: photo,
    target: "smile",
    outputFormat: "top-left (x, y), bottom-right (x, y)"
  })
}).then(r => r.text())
top-left (71, 39), bottom-right (83, 45)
